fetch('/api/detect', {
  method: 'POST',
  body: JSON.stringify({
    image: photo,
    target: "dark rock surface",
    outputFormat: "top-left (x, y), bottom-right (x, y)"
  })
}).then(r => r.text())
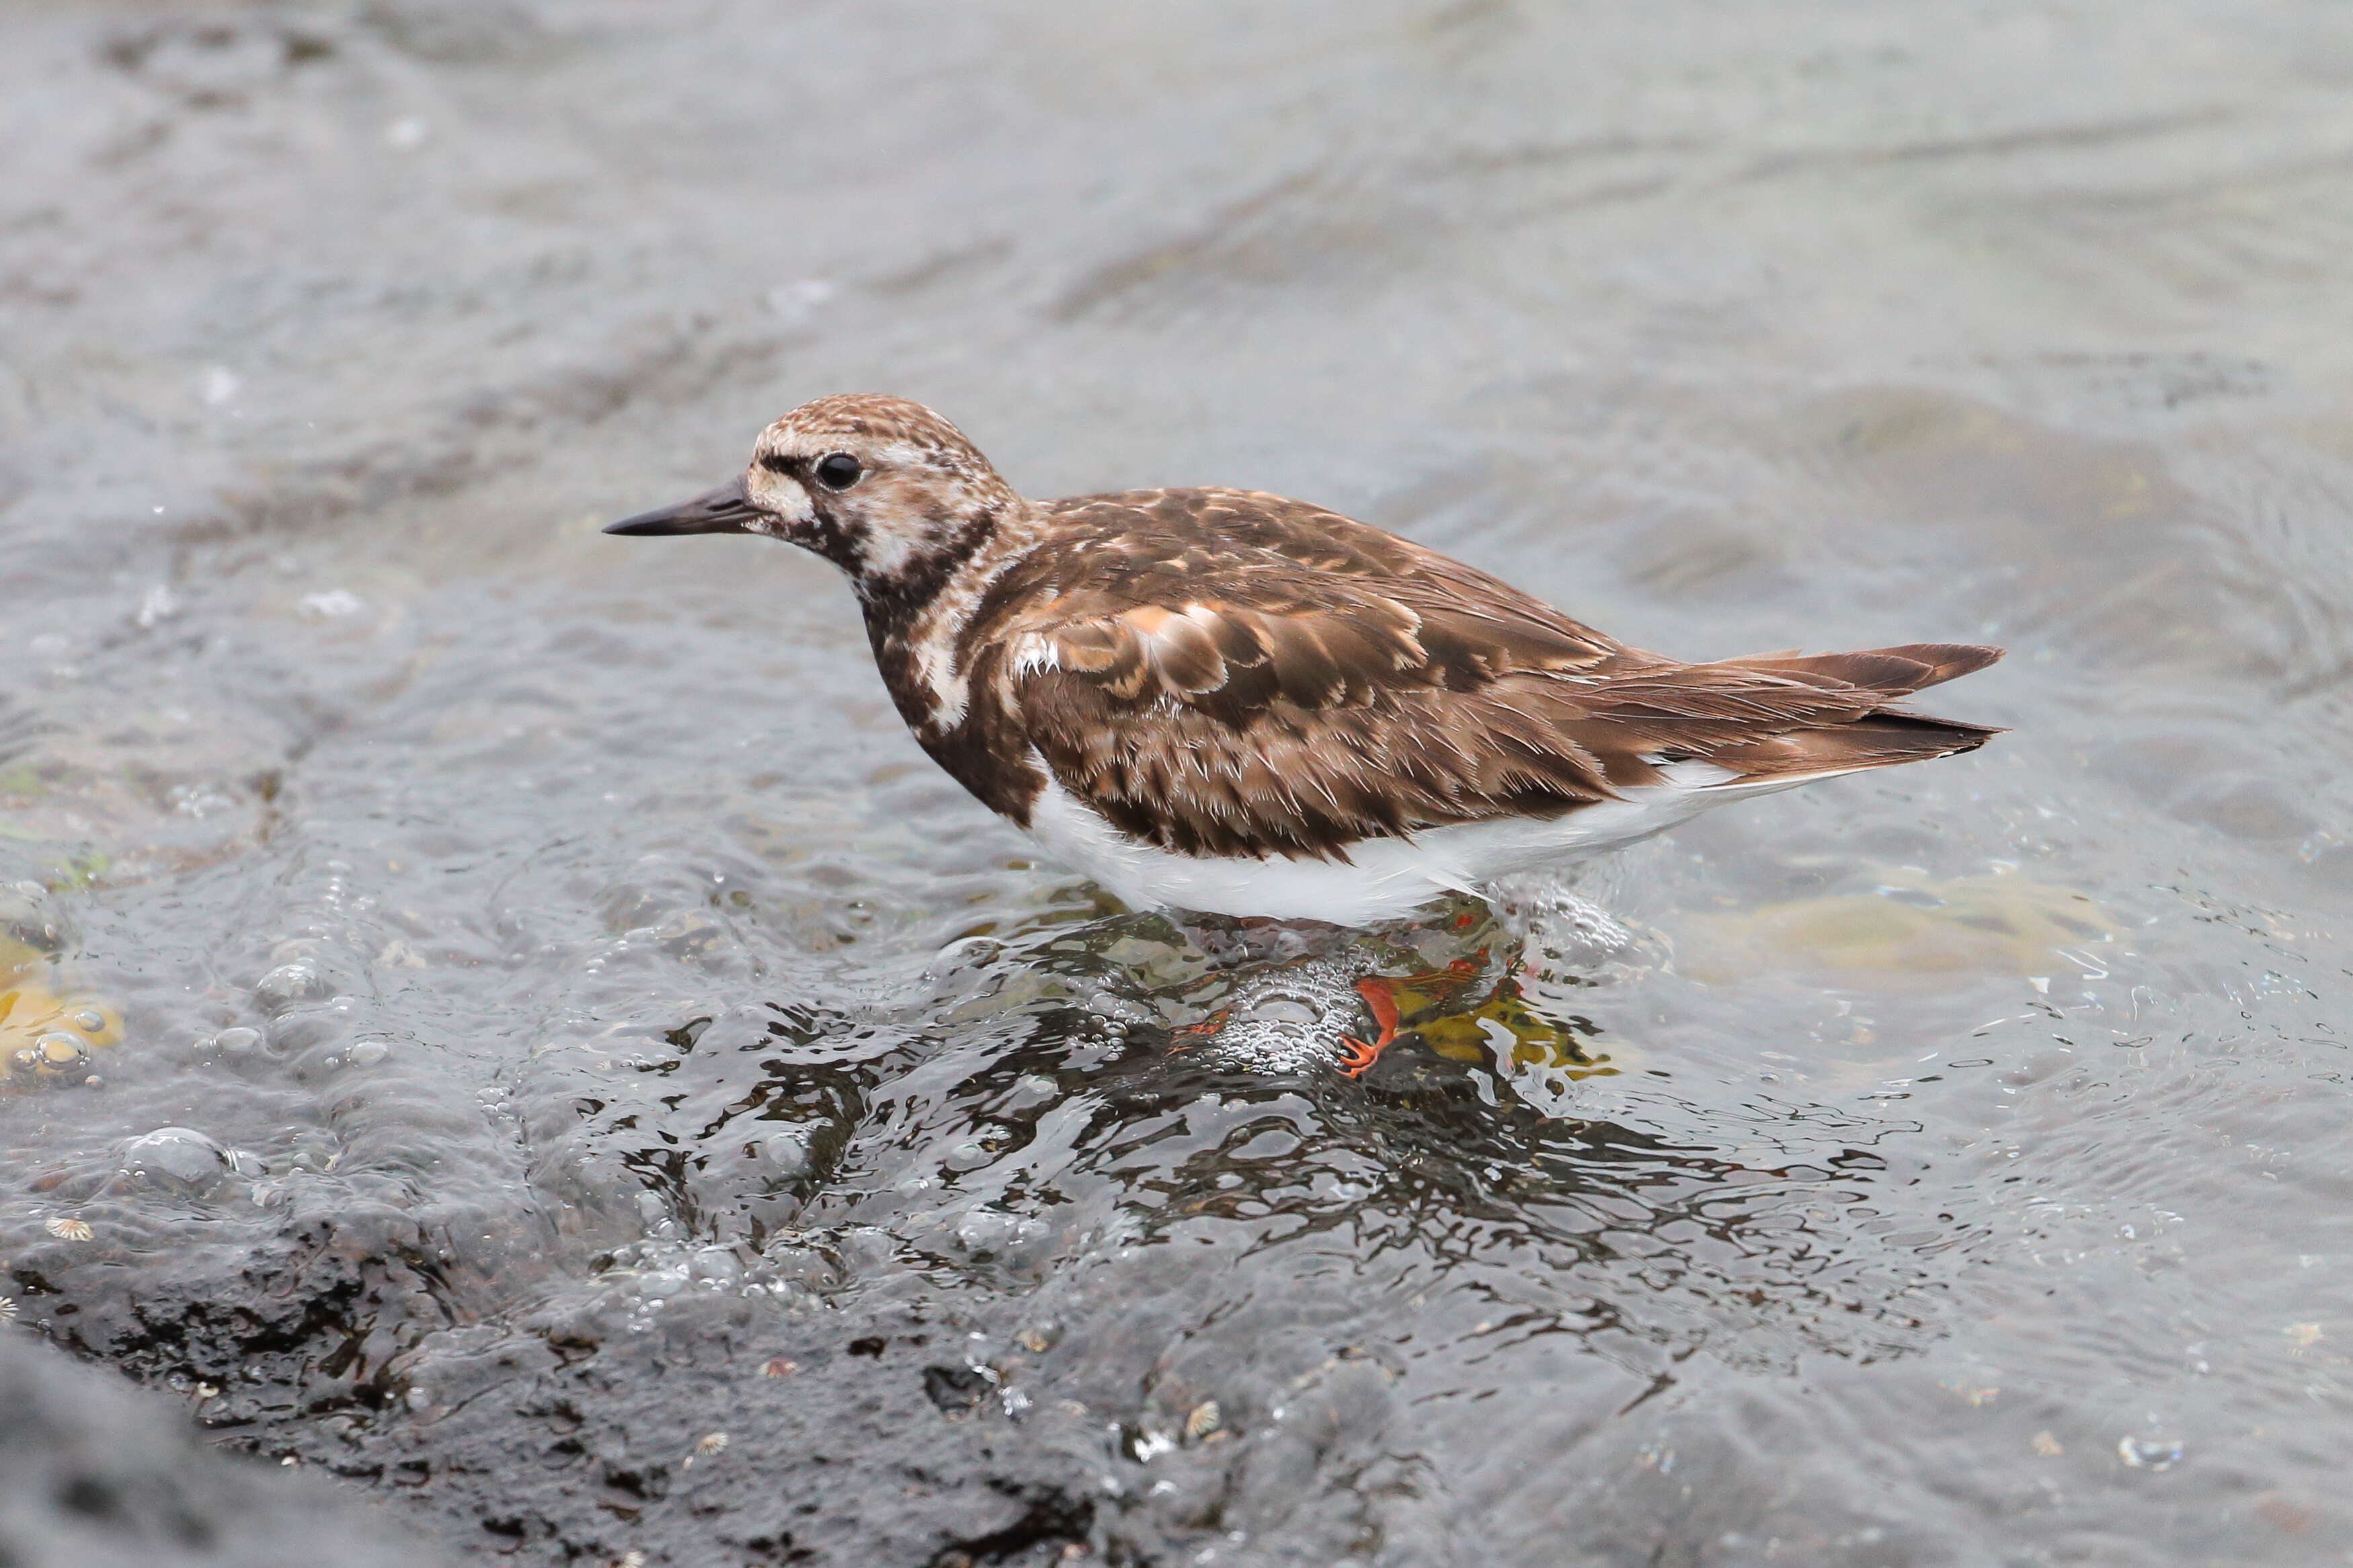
top-left (0, 1329), bottom-right (444, 1568)
top-left (259, 1294), bottom-right (1104, 1568)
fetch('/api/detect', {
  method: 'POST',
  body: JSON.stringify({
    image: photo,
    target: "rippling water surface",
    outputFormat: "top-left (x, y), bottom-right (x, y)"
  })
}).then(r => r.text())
top-left (5, 3), bottom-right (2353, 1563)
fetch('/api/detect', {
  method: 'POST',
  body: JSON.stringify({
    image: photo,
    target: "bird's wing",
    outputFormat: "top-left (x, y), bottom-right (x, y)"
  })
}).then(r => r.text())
top-left (999, 488), bottom-right (1621, 703)
top-left (969, 489), bottom-right (1994, 860)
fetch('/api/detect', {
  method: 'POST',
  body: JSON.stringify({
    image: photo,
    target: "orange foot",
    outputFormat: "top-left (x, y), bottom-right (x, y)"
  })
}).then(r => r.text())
top-left (1335, 955), bottom-right (1487, 1078)
top-left (1337, 977), bottom-right (1404, 1077)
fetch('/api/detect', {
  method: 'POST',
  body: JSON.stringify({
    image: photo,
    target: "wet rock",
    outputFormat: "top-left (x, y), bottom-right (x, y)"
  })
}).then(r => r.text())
top-left (255, 1294), bottom-right (1102, 1565)
top-left (0, 1332), bottom-right (442, 1568)
top-left (922, 1362), bottom-right (996, 1414)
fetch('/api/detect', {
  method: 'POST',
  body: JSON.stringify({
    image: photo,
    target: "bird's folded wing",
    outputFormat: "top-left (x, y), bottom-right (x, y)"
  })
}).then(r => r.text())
top-left (1012, 649), bottom-right (1934, 860)
top-left (973, 489), bottom-right (1993, 861)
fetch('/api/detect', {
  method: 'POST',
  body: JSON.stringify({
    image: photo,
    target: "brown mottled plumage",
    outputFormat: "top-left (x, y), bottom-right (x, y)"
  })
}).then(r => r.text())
top-left (605, 395), bottom-right (2001, 923)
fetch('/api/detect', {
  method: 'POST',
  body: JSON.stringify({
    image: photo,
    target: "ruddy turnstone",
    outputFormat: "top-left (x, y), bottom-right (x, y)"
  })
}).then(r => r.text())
top-left (606, 395), bottom-right (2001, 929)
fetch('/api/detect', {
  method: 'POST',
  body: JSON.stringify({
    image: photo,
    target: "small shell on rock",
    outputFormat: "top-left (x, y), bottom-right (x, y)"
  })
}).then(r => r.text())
top-left (45, 1216), bottom-right (92, 1241)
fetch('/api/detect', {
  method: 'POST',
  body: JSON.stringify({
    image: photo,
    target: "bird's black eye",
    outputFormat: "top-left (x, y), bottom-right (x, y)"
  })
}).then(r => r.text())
top-left (814, 452), bottom-right (863, 491)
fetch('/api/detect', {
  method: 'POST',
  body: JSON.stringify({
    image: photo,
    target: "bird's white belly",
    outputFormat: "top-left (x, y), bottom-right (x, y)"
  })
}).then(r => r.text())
top-left (1021, 764), bottom-right (1808, 924)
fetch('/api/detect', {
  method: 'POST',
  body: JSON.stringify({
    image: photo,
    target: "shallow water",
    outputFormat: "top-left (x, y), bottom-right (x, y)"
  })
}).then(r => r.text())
top-left (5, 2), bottom-right (2352, 1563)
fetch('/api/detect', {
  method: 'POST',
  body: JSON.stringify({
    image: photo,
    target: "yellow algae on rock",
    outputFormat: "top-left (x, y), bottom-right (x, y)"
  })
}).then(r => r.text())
top-left (1672, 868), bottom-right (2114, 993)
top-left (0, 936), bottom-right (122, 1087)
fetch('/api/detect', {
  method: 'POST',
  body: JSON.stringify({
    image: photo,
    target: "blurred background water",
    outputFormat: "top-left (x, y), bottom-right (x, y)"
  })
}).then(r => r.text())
top-left (4, 2), bottom-right (2352, 1564)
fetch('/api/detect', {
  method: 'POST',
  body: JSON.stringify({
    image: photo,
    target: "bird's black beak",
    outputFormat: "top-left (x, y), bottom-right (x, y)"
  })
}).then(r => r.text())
top-left (603, 477), bottom-right (766, 537)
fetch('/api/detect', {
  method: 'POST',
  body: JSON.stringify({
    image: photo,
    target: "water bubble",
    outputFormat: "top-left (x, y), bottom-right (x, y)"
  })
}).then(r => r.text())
top-left (213, 1026), bottom-right (261, 1056)
top-left (346, 1040), bottom-right (390, 1067)
top-left (689, 1248), bottom-right (742, 1285)
top-left (763, 1245), bottom-right (838, 1291)
top-left (1083, 990), bottom-right (1153, 1024)
top-left (930, 936), bottom-right (1002, 981)
top-left (117, 1127), bottom-right (231, 1194)
top-left (761, 1130), bottom-right (813, 1180)
top-left (1006, 1073), bottom-right (1060, 1112)
top-left (253, 962), bottom-right (325, 1013)
top-left (32, 1032), bottom-right (88, 1069)
top-left (269, 1012), bottom-right (346, 1053)
top-left (837, 1227), bottom-right (895, 1274)
top-left (955, 1210), bottom-right (1018, 1253)
top-left (1237, 995), bottom-right (1318, 1027)
top-left (2117, 1435), bottom-right (2184, 1471)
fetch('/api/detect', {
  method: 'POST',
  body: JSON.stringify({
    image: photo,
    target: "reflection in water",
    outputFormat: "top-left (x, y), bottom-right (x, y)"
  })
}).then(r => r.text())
top-left (543, 897), bottom-right (1957, 1402)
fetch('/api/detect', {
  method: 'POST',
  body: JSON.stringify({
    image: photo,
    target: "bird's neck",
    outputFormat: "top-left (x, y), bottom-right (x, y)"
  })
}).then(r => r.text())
top-left (859, 495), bottom-right (1047, 743)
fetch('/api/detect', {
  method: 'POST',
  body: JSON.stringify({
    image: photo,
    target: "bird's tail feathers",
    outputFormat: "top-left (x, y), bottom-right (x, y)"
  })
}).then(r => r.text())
top-left (1697, 643), bottom-right (2003, 784)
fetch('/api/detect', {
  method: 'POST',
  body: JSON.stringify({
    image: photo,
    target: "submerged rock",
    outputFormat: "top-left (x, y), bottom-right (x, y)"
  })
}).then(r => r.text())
top-left (0, 937), bottom-right (121, 1089)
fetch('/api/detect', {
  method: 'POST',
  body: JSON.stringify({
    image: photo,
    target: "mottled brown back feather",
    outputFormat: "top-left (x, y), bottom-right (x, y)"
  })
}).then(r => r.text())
top-left (955, 488), bottom-right (2001, 860)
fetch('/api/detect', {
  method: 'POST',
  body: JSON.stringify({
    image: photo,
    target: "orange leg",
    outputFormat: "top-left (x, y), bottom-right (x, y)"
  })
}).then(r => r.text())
top-left (1336, 977), bottom-right (1404, 1078)
top-left (1335, 954), bottom-right (1486, 1077)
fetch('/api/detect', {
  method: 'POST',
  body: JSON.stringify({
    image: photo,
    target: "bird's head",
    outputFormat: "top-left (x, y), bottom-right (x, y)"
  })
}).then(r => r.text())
top-left (605, 394), bottom-right (1021, 608)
